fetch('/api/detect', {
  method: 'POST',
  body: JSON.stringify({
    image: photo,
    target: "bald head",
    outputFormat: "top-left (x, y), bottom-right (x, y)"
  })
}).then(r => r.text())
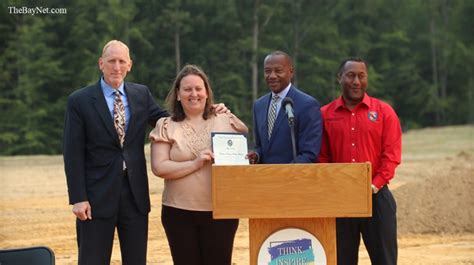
top-left (102, 40), bottom-right (130, 59)
top-left (263, 51), bottom-right (294, 93)
top-left (264, 50), bottom-right (293, 68)
top-left (98, 40), bottom-right (132, 88)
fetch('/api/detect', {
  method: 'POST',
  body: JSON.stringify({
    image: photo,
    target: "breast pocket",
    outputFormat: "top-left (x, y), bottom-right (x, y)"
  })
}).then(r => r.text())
top-left (325, 117), bottom-right (346, 136)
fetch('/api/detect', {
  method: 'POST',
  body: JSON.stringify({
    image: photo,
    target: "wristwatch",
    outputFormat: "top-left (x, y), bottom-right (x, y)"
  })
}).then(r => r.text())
top-left (371, 184), bottom-right (379, 194)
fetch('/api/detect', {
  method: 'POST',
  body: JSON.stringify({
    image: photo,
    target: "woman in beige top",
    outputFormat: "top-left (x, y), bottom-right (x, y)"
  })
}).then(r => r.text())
top-left (149, 64), bottom-right (248, 265)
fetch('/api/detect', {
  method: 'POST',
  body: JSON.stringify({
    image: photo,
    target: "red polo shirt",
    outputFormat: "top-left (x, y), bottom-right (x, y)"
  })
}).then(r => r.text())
top-left (319, 94), bottom-right (402, 189)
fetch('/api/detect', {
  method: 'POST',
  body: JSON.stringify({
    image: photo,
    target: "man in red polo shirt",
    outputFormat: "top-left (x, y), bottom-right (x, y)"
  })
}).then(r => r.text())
top-left (319, 58), bottom-right (402, 265)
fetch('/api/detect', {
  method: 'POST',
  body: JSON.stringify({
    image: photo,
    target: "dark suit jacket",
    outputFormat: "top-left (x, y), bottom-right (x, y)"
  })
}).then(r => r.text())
top-left (253, 86), bottom-right (322, 163)
top-left (63, 81), bottom-right (168, 218)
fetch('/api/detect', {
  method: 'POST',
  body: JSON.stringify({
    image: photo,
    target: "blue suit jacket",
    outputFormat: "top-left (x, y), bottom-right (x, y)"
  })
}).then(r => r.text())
top-left (253, 86), bottom-right (322, 163)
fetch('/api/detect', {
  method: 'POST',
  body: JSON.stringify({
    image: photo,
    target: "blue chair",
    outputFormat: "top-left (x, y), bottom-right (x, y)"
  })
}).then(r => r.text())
top-left (0, 246), bottom-right (55, 265)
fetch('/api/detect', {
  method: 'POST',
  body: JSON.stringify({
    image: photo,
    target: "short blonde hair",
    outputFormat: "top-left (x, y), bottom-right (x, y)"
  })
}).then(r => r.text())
top-left (101, 40), bottom-right (130, 59)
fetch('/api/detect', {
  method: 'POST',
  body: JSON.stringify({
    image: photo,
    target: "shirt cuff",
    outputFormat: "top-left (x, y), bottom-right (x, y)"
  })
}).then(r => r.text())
top-left (372, 176), bottom-right (386, 190)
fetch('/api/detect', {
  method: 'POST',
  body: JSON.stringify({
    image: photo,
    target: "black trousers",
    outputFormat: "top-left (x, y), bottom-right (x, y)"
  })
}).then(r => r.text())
top-left (76, 172), bottom-right (148, 265)
top-left (161, 205), bottom-right (239, 265)
top-left (336, 186), bottom-right (397, 265)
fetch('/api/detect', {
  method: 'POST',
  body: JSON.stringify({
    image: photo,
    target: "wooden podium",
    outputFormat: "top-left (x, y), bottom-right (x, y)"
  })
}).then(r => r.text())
top-left (212, 163), bottom-right (372, 265)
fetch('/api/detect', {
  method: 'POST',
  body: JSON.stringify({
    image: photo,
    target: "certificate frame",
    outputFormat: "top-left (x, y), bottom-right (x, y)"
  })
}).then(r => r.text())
top-left (211, 132), bottom-right (249, 165)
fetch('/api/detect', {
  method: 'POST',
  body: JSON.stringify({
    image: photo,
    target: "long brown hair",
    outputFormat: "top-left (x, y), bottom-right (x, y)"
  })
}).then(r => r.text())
top-left (165, 64), bottom-right (215, 121)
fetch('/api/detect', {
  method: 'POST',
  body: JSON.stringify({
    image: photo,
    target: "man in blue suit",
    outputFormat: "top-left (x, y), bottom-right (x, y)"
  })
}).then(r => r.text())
top-left (248, 51), bottom-right (322, 164)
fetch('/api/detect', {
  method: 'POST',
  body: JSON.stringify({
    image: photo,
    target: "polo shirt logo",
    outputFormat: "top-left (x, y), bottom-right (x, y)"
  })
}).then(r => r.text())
top-left (368, 111), bottom-right (378, 122)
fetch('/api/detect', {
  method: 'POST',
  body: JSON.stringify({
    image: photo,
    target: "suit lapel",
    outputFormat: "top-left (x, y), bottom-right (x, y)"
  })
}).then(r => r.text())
top-left (91, 82), bottom-right (121, 145)
top-left (259, 94), bottom-right (272, 147)
top-left (267, 109), bottom-right (284, 151)
top-left (270, 105), bottom-right (286, 140)
top-left (271, 87), bottom-right (295, 135)
top-left (124, 83), bottom-right (137, 145)
top-left (268, 86), bottom-right (296, 147)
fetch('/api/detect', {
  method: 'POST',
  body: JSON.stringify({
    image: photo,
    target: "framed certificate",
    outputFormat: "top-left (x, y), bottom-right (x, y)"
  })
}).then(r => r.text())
top-left (211, 132), bottom-right (249, 165)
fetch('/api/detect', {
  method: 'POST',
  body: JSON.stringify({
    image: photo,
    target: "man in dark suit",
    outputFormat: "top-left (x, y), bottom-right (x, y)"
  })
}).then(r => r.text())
top-left (64, 40), bottom-right (229, 265)
top-left (63, 40), bottom-right (166, 264)
top-left (248, 51), bottom-right (322, 164)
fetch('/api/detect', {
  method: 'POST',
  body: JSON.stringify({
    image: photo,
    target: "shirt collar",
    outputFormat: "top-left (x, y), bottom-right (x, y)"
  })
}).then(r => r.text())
top-left (101, 77), bottom-right (125, 97)
top-left (361, 93), bottom-right (371, 107)
top-left (271, 83), bottom-right (292, 99)
top-left (335, 93), bottom-right (371, 110)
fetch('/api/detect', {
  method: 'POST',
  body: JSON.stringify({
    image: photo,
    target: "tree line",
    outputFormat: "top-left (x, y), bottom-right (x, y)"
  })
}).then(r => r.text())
top-left (0, 0), bottom-right (472, 155)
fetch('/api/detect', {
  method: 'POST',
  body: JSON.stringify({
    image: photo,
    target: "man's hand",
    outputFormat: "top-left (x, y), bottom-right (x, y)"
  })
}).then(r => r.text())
top-left (371, 184), bottom-right (380, 194)
top-left (213, 103), bottom-right (230, 114)
top-left (72, 201), bottom-right (92, 221)
top-left (246, 151), bottom-right (259, 164)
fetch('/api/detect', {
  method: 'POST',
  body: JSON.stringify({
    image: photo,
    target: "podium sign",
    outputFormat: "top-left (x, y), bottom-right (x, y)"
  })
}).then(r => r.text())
top-left (212, 163), bottom-right (372, 265)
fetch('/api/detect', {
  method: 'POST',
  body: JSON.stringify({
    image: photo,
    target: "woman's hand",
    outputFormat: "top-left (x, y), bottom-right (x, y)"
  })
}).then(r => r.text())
top-left (194, 149), bottom-right (214, 168)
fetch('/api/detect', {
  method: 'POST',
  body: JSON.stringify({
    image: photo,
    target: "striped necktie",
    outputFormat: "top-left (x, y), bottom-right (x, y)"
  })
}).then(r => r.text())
top-left (267, 94), bottom-right (279, 139)
top-left (113, 90), bottom-right (126, 146)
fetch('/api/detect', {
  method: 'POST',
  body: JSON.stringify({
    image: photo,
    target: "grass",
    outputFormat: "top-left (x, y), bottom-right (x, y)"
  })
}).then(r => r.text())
top-left (402, 125), bottom-right (474, 160)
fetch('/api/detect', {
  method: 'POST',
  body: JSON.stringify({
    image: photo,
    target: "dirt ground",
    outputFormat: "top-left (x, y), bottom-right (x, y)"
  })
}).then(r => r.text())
top-left (0, 125), bottom-right (473, 264)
